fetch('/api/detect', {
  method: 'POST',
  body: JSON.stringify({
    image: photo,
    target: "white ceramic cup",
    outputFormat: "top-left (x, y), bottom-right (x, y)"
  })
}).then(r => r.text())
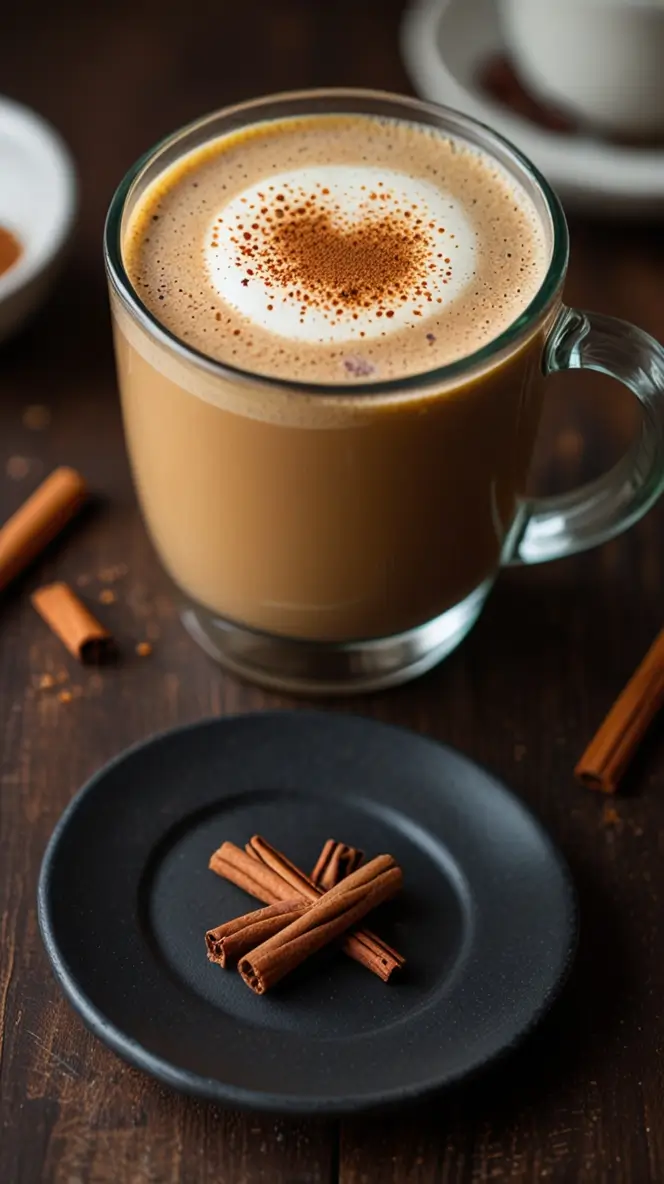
top-left (501, 0), bottom-right (664, 138)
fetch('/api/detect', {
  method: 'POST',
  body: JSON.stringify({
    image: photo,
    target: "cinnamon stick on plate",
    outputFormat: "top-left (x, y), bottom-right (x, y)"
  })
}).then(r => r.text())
top-left (209, 840), bottom-right (295, 903)
top-left (205, 841), bottom-right (362, 969)
top-left (31, 582), bottom-right (115, 664)
top-left (311, 839), bottom-right (364, 890)
top-left (239, 855), bottom-right (403, 994)
top-left (575, 626), bottom-right (664, 793)
top-left (206, 900), bottom-right (310, 967)
top-left (209, 838), bottom-right (405, 980)
top-left (248, 836), bottom-right (405, 980)
top-left (0, 467), bottom-right (87, 593)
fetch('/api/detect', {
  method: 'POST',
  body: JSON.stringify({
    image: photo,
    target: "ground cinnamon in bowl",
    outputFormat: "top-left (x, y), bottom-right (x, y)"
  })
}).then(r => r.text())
top-left (0, 226), bottom-right (22, 277)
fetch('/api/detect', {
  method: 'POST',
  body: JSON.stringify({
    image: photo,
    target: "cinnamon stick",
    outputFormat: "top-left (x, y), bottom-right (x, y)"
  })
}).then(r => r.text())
top-left (246, 836), bottom-right (314, 898)
top-left (0, 467), bottom-right (87, 593)
top-left (311, 839), bottom-right (363, 890)
top-left (210, 838), bottom-right (404, 980)
top-left (209, 841), bottom-right (295, 904)
top-left (206, 900), bottom-right (309, 967)
top-left (247, 836), bottom-right (405, 980)
top-left (239, 855), bottom-right (403, 994)
top-left (575, 627), bottom-right (664, 793)
top-left (31, 582), bottom-right (114, 663)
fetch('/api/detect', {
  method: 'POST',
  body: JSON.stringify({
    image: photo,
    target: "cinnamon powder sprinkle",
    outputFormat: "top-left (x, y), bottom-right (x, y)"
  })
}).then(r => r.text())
top-left (98, 588), bottom-right (117, 605)
top-left (225, 182), bottom-right (446, 326)
top-left (136, 641), bottom-right (152, 657)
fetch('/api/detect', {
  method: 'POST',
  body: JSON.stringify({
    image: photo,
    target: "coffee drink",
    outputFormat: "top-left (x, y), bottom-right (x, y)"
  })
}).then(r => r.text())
top-left (112, 110), bottom-right (551, 643)
top-left (124, 115), bottom-right (546, 383)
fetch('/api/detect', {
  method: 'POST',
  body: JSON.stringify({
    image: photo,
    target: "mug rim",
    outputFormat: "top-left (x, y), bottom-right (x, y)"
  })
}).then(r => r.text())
top-left (104, 86), bottom-right (569, 398)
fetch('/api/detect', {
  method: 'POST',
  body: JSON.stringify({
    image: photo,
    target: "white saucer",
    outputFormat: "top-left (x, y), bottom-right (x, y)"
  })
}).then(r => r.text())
top-left (0, 95), bottom-right (77, 343)
top-left (401, 0), bottom-right (664, 218)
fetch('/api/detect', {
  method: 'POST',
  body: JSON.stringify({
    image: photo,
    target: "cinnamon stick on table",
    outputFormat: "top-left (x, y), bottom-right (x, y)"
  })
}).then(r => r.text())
top-left (0, 467), bottom-right (87, 593)
top-left (206, 900), bottom-right (309, 967)
top-left (239, 855), bottom-right (403, 994)
top-left (209, 838), bottom-right (405, 980)
top-left (575, 627), bottom-right (664, 793)
top-left (31, 582), bottom-right (115, 664)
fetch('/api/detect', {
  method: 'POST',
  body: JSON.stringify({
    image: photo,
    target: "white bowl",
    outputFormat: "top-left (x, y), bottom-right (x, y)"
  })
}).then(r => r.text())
top-left (0, 95), bottom-right (77, 344)
top-left (401, 0), bottom-right (664, 218)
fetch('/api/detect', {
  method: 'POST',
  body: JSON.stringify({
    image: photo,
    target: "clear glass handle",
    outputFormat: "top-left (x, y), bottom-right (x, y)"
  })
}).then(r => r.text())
top-left (508, 306), bottom-right (664, 565)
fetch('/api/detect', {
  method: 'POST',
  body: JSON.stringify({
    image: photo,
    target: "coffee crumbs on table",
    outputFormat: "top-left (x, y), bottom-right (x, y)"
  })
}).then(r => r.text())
top-left (98, 563), bottom-right (128, 583)
top-left (6, 457), bottom-right (31, 480)
top-left (22, 404), bottom-right (51, 431)
top-left (602, 803), bottom-right (622, 830)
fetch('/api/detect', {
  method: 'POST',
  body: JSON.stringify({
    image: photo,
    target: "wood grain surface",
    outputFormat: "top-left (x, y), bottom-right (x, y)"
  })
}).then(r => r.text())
top-left (1, 2), bottom-right (664, 1181)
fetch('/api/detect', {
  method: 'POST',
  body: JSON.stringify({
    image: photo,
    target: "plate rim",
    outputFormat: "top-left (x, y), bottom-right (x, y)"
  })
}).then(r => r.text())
top-left (38, 711), bottom-right (578, 1115)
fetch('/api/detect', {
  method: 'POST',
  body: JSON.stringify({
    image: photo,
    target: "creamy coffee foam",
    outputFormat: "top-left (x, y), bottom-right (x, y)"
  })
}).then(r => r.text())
top-left (124, 115), bottom-right (549, 383)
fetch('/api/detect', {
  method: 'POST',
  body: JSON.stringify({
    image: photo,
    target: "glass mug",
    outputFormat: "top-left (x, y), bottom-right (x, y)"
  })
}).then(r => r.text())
top-left (105, 89), bottom-right (664, 694)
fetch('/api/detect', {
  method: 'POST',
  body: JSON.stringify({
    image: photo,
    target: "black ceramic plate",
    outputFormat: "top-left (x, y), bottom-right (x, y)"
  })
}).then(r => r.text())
top-left (38, 712), bottom-right (576, 1114)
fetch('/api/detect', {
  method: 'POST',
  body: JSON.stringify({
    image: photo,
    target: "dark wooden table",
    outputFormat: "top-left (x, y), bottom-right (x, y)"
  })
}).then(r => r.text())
top-left (2, 2), bottom-right (664, 1181)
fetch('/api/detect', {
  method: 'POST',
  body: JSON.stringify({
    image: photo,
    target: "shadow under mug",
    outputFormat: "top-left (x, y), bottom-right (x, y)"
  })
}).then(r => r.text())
top-left (105, 89), bottom-right (664, 695)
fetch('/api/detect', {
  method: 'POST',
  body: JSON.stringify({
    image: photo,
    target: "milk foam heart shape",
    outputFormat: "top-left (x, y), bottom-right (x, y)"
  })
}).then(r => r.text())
top-left (205, 167), bottom-right (475, 343)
